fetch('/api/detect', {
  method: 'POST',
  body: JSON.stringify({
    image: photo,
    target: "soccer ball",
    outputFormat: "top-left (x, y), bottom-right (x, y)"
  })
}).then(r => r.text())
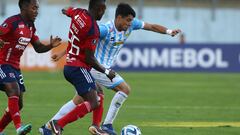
top-left (121, 125), bottom-right (142, 135)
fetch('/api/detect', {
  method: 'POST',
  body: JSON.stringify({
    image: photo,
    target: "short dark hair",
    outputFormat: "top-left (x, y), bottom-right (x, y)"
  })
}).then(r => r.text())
top-left (89, 0), bottom-right (106, 9)
top-left (115, 3), bottom-right (136, 18)
top-left (18, 0), bottom-right (31, 9)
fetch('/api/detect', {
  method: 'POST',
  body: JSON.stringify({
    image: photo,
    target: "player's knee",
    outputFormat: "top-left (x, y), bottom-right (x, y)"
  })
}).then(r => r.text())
top-left (5, 83), bottom-right (20, 97)
top-left (121, 85), bottom-right (131, 95)
top-left (6, 89), bottom-right (20, 97)
top-left (90, 100), bottom-right (99, 110)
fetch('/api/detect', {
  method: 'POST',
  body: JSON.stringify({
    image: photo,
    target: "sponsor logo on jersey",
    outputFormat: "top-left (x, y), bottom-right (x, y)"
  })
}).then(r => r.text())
top-left (18, 37), bottom-right (31, 45)
top-left (18, 24), bottom-right (24, 28)
top-left (110, 37), bottom-right (115, 41)
top-left (20, 31), bottom-right (24, 35)
top-left (113, 41), bottom-right (124, 46)
top-left (1, 23), bottom-right (8, 28)
top-left (9, 73), bottom-right (15, 78)
top-left (74, 15), bottom-right (79, 20)
top-left (71, 23), bottom-right (79, 34)
top-left (15, 44), bottom-right (26, 50)
top-left (75, 15), bottom-right (86, 29)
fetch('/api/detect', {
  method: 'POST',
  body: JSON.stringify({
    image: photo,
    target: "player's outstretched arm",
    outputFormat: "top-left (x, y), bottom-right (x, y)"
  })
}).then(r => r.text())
top-left (85, 49), bottom-right (116, 81)
top-left (62, 7), bottom-right (74, 17)
top-left (62, 8), bottom-right (69, 16)
top-left (32, 35), bottom-right (62, 53)
top-left (51, 49), bottom-right (66, 62)
top-left (0, 26), bottom-right (11, 48)
top-left (0, 27), bottom-right (9, 36)
top-left (0, 40), bottom-right (10, 49)
top-left (143, 22), bottom-right (181, 37)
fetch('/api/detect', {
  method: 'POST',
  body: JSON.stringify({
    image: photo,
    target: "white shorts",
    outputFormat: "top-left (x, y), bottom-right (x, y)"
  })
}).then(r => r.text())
top-left (90, 68), bottom-right (124, 89)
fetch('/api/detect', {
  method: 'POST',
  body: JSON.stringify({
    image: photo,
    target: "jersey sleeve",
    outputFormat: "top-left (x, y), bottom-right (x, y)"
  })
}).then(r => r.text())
top-left (132, 18), bottom-right (145, 30)
top-left (65, 7), bottom-right (78, 17)
top-left (0, 19), bottom-right (13, 35)
top-left (99, 24), bottom-right (109, 39)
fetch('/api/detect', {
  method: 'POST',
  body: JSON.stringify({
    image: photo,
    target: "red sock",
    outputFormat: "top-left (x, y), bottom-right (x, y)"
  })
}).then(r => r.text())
top-left (8, 96), bottom-right (21, 129)
top-left (92, 94), bottom-right (104, 127)
top-left (57, 101), bottom-right (91, 128)
top-left (0, 109), bottom-right (12, 132)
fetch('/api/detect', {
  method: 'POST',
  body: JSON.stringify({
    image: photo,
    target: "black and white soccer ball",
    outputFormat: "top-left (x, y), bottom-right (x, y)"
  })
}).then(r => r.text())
top-left (121, 125), bottom-right (142, 135)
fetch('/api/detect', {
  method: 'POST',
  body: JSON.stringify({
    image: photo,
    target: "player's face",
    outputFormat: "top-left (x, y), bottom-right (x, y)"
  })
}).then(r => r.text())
top-left (96, 3), bottom-right (106, 21)
top-left (118, 15), bottom-right (134, 31)
top-left (25, 0), bottom-right (39, 22)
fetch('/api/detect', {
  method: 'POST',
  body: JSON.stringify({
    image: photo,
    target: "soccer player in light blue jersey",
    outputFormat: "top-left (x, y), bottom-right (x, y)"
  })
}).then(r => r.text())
top-left (45, 3), bottom-right (181, 135)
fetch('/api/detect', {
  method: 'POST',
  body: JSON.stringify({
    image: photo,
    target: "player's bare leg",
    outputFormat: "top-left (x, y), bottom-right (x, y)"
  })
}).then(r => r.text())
top-left (89, 84), bottom-right (108, 135)
top-left (0, 82), bottom-right (31, 135)
top-left (39, 94), bottom-right (83, 135)
top-left (50, 89), bottom-right (99, 135)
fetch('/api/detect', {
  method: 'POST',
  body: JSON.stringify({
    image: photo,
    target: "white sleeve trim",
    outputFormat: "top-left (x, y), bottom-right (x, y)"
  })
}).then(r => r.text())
top-left (141, 22), bottom-right (145, 29)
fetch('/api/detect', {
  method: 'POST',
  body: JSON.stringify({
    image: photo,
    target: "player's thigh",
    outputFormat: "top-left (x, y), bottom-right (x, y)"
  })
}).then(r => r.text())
top-left (82, 89), bottom-right (99, 109)
top-left (0, 65), bottom-right (22, 96)
top-left (112, 81), bottom-right (131, 95)
top-left (72, 93), bottom-right (84, 105)
top-left (14, 69), bottom-right (26, 92)
top-left (95, 82), bottom-right (104, 94)
top-left (64, 66), bottom-right (96, 96)
top-left (90, 68), bottom-right (125, 90)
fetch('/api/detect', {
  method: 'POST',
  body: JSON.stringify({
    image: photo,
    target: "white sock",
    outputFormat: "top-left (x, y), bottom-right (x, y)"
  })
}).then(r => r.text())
top-left (103, 91), bottom-right (128, 125)
top-left (45, 100), bottom-right (76, 128)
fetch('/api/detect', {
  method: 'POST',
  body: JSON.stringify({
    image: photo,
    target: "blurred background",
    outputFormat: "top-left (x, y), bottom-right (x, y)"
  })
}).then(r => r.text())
top-left (1, 0), bottom-right (240, 71)
top-left (1, 0), bottom-right (240, 43)
top-left (0, 0), bottom-right (240, 135)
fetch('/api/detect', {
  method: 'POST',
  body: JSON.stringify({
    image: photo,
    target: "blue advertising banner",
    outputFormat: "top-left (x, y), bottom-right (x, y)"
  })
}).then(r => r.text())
top-left (112, 43), bottom-right (240, 72)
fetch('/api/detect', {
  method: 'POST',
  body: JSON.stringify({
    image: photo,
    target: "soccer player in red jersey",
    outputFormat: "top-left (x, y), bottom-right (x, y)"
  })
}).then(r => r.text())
top-left (46, 0), bottom-right (115, 135)
top-left (0, 0), bottom-right (61, 134)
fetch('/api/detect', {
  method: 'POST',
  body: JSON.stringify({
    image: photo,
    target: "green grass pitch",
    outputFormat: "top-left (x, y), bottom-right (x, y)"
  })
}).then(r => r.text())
top-left (0, 71), bottom-right (240, 135)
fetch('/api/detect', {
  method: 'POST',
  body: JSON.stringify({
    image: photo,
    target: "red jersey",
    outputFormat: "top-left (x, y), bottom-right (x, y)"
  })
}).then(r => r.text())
top-left (64, 7), bottom-right (99, 70)
top-left (0, 14), bottom-right (39, 69)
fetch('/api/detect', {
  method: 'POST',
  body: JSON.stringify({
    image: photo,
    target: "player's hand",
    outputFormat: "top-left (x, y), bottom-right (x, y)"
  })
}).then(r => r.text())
top-left (170, 29), bottom-right (181, 37)
top-left (51, 53), bottom-right (62, 62)
top-left (0, 39), bottom-right (9, 49)
top-left (62, 9), bottom-right (67, 15)
top-left (106, 69), bottom-right (116, 82)
top-left (62, 8), bottom-right (70, 17)
top-left (50, 35), bottom-right (62, 48)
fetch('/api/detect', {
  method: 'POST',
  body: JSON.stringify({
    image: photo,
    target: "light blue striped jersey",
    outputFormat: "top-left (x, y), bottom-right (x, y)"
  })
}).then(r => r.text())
top-left (95, 18), bottom-right (144, 68)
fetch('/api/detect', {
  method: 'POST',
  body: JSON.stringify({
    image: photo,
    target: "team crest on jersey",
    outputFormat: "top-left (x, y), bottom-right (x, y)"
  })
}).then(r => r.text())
top-left (9, 73), bottom-right (15, 78)
top-left (1, 23), bottom-right (7, 28)
top-left (110, 37), bottom-right (115, 41)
